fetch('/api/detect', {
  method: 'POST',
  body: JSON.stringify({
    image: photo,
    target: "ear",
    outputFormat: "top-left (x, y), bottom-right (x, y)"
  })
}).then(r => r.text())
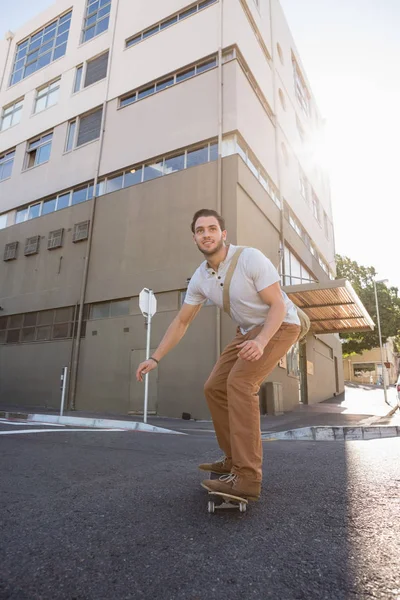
top-left (222, 230), bottom-right (227, 241)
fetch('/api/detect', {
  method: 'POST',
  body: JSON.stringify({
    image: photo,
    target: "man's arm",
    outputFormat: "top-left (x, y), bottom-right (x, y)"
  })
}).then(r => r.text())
top-left (237, 282), bottom-right (286, 362)
top-left (136, 303), bottom-right (202, 381)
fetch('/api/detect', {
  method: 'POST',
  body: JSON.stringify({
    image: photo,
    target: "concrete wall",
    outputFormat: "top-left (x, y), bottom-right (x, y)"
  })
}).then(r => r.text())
top-left (306, 334), bottom-right (344, 404)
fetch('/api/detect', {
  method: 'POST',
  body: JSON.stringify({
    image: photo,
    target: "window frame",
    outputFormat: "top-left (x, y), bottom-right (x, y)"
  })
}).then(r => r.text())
top-left (9, 11), bottom-right (72, 87)
top-left (73, 51), bottom-right (109, 93)
top-left (0, 149), bottom-right (16, 182)
top-left (24, 131), bottom-right (53, 170)
top-left (34, 78), bottom-right (61, 114)
top-left (0, 98), bottom-right (24, 131)
top-left (81, 0), bottom-right (112, 44)
top-left (65, 107), bottom-right (103, 152)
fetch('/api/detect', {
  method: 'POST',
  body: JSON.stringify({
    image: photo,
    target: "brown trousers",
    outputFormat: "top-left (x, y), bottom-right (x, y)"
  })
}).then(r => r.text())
top-left (204, 322), bottom-right (301, 482)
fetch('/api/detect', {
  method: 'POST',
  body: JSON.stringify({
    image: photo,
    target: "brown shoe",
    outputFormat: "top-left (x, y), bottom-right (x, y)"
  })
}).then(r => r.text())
top-left (201, 473), bottom-right (261, 501)
top-left (198, 456), bottom-right (232, 475)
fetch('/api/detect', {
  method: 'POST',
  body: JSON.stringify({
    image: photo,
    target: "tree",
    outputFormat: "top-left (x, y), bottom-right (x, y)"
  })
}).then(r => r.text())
top-left (336, 255), bottom-right (400, 356)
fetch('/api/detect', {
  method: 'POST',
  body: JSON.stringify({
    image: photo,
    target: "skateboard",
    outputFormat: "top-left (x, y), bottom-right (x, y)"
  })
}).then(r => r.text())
top-left (202, 472), bottom-right (248, 513)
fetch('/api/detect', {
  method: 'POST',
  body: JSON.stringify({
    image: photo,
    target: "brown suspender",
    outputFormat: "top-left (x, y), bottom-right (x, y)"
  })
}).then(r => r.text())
top-left (222, 247), bottom-right (246, 317)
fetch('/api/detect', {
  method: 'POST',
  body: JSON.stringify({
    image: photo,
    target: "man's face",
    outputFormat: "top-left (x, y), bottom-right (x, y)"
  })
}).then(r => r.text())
top-left (193, 216), bottom-right (227, 256)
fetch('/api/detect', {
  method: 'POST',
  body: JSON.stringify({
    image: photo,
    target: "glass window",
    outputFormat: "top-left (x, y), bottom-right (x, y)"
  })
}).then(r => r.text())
top-left (54, 307), bottom-right (73, 323)
top-left (176, 67), bottom-right (195, 83)
top-left (7, 330), bottom-right (20, 344)
top-left (196, 58), bottom-right (217, 74)
top-left (156, 77), bottom-right (174, 92)
top-left (126, 34), bottom-right (141, 48)
top-left (199, 0), bottom-right (217, 8)
top-left (0, 213), bottom-right (7, 229)
top-left (120, 93), bottom-right (136, 107)
top-left (179, 6), bottom-right (197, 19)
top-left (143, 25), bottom-right (159, 39)
top-left (21, 328), bottom-right (36, 343)
top-left (290, 254), bottom-right (302, 283)
top-left (0, 150), bottom-right (15, 181)
top-left (28, 203), bottom-right (41, 219)
top-left (1, 99), bottom-right (23, 131)
top-left (143, 161), bottom-right (164, 181)
top-left (210, 143), bottom-right (218, 161)
top-left (38, 310), bottom-right (54, 326)
top-left (165, 154), bottom-right (185, 174)
top-left (16, 208), bottom-right (29, 223)
top-left (76, 107), bottom-right (102, 147)
top-left (138, 85), bottom-right (155, 100)
top-left (74, 66), bottom-right (83, 92)
top-left (124, 167), bottom-right (143, 187)
top-left (72, 187), bottom-right (88, 205)
top-left (10, 12), bottom-right (72, 86)
top-left (24, 312), bottom-right (38, 327)
top-left (57, 193), bottom-right (70, 210)
top-left (42, 198), bottom-right (57, 215)
top-left (160, 16), bottom-right (178, 30)
top-left (91, 303), bottom-right (110, 319)
top-left (26, 132), bottom-right (53, 168)
top-left (9, 314), bottom-right (23, 328)
top-left (66, 121), bottom-right (76, 152)
top-left (36, 326), bottom-right (51, 341)
top-left (187, 146), bottom-right (208, 168)
top-left (82, 0), bottom-right (111, 42)
top-left (106, 174), bottom-right (123, 193)
top-left (110, 300), bottom-right (130, 317)
top-left (53, 323), bottom-right (71, 339)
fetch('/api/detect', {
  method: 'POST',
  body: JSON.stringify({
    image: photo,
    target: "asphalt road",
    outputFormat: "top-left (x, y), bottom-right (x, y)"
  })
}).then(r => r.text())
top-left (1, 421), bottom-right (399, 600)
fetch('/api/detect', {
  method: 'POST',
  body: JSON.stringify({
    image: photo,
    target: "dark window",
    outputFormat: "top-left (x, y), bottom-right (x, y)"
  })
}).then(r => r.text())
top-left (6, 330), bottom-right (20, 343)
top-left (21, 327), bottom-right (36, 342)
top-left (84, 51), bottom-right (109, 87)
top-left (4, 241), bottom-right (18, 261)
top-left (24, 236), bottom-right (40, 256)
top-left (36, 326), bottom-right (51, 341)
top-left (23, 313), bottom-right (38, 327)
top-left (76, 107), bottom-right (102, 147)
top-left (53, 323), bottom-right (71, 339)
top-left (9, 314), bottom-right (23, 328)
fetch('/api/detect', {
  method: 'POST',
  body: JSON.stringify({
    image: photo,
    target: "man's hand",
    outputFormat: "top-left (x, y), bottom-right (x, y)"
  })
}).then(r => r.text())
top-left (236, 339), bottom-right (265, 362)
top-left (136, 359), bottom-right (158, 382)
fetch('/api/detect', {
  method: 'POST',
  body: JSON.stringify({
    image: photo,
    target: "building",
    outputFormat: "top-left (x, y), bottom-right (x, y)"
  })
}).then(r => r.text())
top-left (343, 338), bottom-right (398, 386)
top-left (0, 0), bottom-right (374, 418)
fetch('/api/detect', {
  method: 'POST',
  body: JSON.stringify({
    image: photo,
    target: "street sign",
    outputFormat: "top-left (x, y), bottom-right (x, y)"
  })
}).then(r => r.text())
top-left (139, 288), bottom-right (157, 317)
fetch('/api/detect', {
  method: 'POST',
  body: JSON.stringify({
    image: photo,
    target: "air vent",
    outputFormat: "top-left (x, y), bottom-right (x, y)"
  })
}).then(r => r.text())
top-left (4, 241), bottom-right (18, 261)
top-left (73, 220), bottom-right (90, 243)
top-left (24, 236), bottom-right (40, 256)
top-left (48, 228), bottom-right (64, 250)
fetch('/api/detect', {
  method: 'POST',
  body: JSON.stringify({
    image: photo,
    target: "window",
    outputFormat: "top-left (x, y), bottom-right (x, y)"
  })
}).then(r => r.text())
top-left (299, 171), bottom-right (308, 203)
top-left (24, 236), bottom-right (40, 256)
top-left (82, 0), bottom-right (111, 43)
top-left (66, 107), bottom-right (103, 150)
top-left (4, 242), bottom-right (18, 261)
top-left (125, 0), bottom-right (217, 48)
top-left (10, 12), bottom-right (72, 86)
top-left (311, 190), bottom-right (320, 222)
top-left (34, 79), bottom-right (60, 113)
top-left (292, 55), bottom-right (310, 117)
top-left (73, 221), bottom-right (90, 242)
top-left (74, 66), bottom-right (83, 92)
top-left (287, 343), bottom-right (300, 377)
top-left (90, 299), bottom-right (130, 319)
top-left (1, 99), bottom-right (23, 131)
top-left (0, 149), bottom-right (15, 181)
top-left (84, 51), bottom-right (109, 87)
top-left (119, 56), bottom-right (217, 108)
top-left (0, 307), bottom-right (86, 345)
top-left (25, 132), bottom-right (53, 169)
top-left (0, 214), bottom-right (7, 229)
top-left (48, 229), bottom-right (64, 249)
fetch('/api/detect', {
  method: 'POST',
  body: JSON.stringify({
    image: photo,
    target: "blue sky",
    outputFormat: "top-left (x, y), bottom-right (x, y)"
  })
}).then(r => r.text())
top-left (1, 0), bottom-right (399, 289)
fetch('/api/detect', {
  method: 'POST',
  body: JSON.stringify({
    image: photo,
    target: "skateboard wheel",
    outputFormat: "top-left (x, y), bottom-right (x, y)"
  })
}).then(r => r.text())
top-left (239, 502), bottom-right (247, 513)
top-left (208, 501), bottom-right (215, 514)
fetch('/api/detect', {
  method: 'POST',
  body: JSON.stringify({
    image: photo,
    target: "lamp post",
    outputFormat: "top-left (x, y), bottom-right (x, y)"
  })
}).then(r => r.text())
top-left (373, 278), bottom-right (390, 406)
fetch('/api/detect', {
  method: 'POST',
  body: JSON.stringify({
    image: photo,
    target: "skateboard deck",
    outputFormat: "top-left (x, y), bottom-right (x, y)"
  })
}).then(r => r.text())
top-left (201, 478), bottom-right (248, 513)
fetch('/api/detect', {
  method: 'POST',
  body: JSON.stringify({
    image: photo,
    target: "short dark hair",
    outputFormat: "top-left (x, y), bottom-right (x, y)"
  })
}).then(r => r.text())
top-left (191, 209), bottom-right (225, 234)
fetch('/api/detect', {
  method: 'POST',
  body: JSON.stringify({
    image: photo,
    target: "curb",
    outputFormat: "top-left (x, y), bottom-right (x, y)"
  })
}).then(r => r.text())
top-left (261, 425), bottom-right (400, 442)
top-left (0, 411), bottom-right (186, 435)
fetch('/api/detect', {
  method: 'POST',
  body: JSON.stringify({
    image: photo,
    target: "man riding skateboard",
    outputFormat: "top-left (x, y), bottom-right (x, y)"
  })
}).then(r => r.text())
top-left (136, 209), bottom-right (301, 501)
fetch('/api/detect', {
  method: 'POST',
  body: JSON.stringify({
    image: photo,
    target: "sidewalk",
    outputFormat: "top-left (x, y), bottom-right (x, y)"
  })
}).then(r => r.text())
top-left (1, 385), bottom-right (398, 434)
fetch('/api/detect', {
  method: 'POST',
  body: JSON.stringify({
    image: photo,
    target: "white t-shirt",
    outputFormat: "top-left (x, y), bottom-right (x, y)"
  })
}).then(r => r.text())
top-left (185, 244), bottom-right (300, 333)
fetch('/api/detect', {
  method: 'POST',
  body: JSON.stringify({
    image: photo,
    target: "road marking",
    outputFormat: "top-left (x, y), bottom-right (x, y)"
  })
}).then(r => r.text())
top-left (0, 428), bottom-right (126, 435)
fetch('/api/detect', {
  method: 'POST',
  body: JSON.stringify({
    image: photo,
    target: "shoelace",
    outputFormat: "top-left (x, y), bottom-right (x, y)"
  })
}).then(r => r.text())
top-left (219, 473), bottom-right (238, 484)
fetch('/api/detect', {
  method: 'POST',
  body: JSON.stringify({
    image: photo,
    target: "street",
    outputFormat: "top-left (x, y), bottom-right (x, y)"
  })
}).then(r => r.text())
top-left (1, 420), bottom-right (399, 600)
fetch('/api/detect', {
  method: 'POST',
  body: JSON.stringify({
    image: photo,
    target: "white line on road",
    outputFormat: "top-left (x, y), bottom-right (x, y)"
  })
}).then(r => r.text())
top-left (0, 428), bottom-right (127, 435)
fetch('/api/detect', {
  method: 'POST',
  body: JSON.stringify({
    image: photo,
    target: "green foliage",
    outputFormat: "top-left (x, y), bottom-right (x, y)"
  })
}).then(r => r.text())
top-left (336, 255), bottom-right (400, 356)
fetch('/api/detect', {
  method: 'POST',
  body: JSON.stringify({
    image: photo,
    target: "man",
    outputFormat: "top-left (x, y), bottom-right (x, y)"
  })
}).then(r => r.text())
top-left (136, 209), bottom-right (301, 501)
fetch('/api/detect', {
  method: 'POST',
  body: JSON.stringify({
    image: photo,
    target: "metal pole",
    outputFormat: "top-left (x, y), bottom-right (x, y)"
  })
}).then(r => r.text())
top-left (143, 292), bottom-right (152, 424)
top-left (373, 280), bottom-right (389, 405)
top-left (60, 367), bottom-right (68, 416)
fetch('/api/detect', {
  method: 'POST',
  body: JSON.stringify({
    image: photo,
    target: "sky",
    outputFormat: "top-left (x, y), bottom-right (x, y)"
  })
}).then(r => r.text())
top-left (1, 0), bottom-right (399, 289)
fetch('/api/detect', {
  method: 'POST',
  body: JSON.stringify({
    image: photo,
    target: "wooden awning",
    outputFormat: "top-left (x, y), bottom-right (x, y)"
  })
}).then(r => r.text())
top-left (282, 279), bottom-right (375, 334)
